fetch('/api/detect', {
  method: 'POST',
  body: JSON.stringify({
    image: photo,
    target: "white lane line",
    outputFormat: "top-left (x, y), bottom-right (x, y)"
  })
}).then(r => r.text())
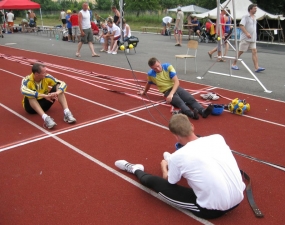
top-left (4, 43), bottom-right (17, 45)
top-left (1, 67), bottom-right (284, 128)
top-left (0, 101), bottom-right (167, 152)
top-left (1, 45), bottom-right (285, 104)
top-left (0, 102), bottom-right (212, 225)
top-left (0, 99), bottom-right (166, 150)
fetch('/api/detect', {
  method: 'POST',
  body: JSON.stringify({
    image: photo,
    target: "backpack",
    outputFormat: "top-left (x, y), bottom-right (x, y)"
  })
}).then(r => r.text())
top-left (62, 36), bottom-right (68, 41)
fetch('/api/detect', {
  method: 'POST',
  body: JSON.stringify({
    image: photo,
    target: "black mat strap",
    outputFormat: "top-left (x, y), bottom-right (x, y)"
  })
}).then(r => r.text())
top-left (240, 170), bottom-right (264, 218)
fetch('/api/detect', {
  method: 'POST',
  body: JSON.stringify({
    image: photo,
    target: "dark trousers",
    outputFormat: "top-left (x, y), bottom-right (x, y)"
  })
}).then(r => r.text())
top-left (24, 85), bottom-right (57, 114)
top-left (164, 86), bottom-right (204, 117)
top-left (135, 170), bottom-right (238, 219)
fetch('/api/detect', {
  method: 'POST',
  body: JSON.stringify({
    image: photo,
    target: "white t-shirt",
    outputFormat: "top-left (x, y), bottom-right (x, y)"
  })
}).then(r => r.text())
top-left (239, 14), bottom-right (257, 42)
top-left (60, 11), bottom-right (66, 19)
top-left (108, 23), bottom-right (121, 37)
top-left (162, 16), bottom-right (172, 24)
top-left (123, 24), bottom-right (131, 38)
top-left (80, 10), bottom-right (91, 29)
top-left (167, 134), bottom-right (245, 210)
top-left (7, 12), bottom-right (14, 22)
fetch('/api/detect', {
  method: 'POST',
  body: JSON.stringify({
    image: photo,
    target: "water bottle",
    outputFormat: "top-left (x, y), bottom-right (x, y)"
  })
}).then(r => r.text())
top-left (55, 34), bottom-right (59, 40)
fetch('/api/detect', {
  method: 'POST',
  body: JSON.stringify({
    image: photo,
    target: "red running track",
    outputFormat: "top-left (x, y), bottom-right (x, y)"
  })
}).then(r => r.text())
top-left (0, 46), bottom-right (284, 225)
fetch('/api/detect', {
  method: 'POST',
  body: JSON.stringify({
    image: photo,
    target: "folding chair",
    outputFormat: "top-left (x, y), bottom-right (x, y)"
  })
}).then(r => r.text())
top-left (175, 40), bottom-right (198, 74)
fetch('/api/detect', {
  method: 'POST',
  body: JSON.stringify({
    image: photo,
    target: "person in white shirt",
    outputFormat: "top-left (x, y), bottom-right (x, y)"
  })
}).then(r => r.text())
top-left (231, 4), bottom-right (265, 73)
top-left (76, 2), bottom-right (100, 57)
top-left (162, 16), bottom-right (172, 35)
top-left (122, 19), bottom-right (131, 42)
top-left (59, 9), bottom-right (66, 28)
top-left (115, 114), bottom-right (245, 219)
top-left (6, 10), bottom-right (14, 33)
top-left (104, 17), bottom-right (121, 55)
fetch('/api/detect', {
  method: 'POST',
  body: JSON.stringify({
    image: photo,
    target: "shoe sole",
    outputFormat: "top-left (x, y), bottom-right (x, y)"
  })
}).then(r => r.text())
top-left (64, 119), bottom-right (76, 124)
top-left (46, 123), bottom-right (57, 129)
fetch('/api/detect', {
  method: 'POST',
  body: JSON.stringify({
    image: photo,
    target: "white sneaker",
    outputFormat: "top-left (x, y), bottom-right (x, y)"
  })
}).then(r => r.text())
top-left (44, 116), bottom-right (57, 129)
top-left (112, 51), bottom-right (117, 55)
top-left (107, 50), bottom-right (112, 54)
top-left (64, 111), bottom-right (76, 123)
top-left (163, 152), bottom-right (171, 161)
top-left (115, 160), bottom-right (144, 174)
top-left (200, 93), bottom-right (219, 100)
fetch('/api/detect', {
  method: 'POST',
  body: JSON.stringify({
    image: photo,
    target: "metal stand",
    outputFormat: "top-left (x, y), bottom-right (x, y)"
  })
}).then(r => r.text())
top-left (119, 0), bottom-right (125, 43)
top-left (197, 0), bottom-right (272, 93)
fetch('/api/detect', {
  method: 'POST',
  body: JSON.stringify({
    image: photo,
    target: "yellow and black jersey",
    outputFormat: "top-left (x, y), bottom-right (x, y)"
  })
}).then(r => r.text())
top-left (21, 73), bottom-right (67, 106)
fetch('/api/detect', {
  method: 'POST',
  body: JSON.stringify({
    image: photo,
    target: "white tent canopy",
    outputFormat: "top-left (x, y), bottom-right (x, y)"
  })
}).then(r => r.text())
top-left (192, 0), bottom-right (284, 20)
top-left (167, 5), bottom-right (209, 13)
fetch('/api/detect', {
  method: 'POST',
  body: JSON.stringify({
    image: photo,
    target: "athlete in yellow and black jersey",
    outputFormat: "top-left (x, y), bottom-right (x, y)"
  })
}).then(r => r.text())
top-left (20, 63), bottom-right (76, 129)
top-left (138, 57), bottom-right (213, 120)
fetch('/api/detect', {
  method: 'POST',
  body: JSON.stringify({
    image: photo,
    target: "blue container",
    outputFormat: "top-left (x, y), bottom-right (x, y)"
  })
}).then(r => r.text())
top-left (231, 28), bottom-right (241, 40)
top-left (211, 104), bottom-right (224, 115)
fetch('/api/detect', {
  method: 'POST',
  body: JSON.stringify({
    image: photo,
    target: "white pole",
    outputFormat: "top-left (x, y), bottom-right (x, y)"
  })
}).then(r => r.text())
top-left (119, 0), bottom-right (124, 43)
top-left (40, 8), bottom-right (43, 27)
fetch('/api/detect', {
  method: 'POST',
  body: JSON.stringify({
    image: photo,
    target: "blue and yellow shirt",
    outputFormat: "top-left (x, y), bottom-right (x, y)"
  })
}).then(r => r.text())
top-left (20, 73), bottom-right (67, 107)
top-left (147, 63), bottom-right (176, 93)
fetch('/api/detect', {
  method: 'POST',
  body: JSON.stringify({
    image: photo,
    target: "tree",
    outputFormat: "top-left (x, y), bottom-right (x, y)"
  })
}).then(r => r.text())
top-left (253, 0), bottom-right (284, 14)
top-left (125, 0), bottom-right (160, 16)
top-left (95, 0), bottom-right (113, 10)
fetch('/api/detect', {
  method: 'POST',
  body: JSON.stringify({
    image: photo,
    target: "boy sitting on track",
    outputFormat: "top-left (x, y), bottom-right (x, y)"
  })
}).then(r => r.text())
top-left (138, 57), bottom-right (213, 120)
top-left (20, 63), bottom-right (76, 129)
top-left (115, 113), bottom-right (245, 219)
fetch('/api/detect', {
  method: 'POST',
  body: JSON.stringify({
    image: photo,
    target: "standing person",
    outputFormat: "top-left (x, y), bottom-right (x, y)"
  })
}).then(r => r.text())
top-left (231, 4), bottom-right (265, 73)
top-left (224, 9), bottom-right (232, 56)
top-left (111, 5), bottom-right (121, 26)
top-left (88, 6), bottom-right (93, 21)
top-left (186, 13), bottom-right (192, 39)
top-left (28, 10), bottom-right (36, 28)
top-left (76, 2), bottom-right (100, 57)
top-left (20, 63), bottom-right (76, 129)
top-left (115, 113), bottom-right (245, 219)
top-left (161, 16), bottom-right (172, 36)
top-left (138, 57), bottom-right (213, 120)
top-left (104, 17), bottom-right (121, 55)
top-left (70, 10), bottom-right (81, 43)
top-left (66, 10), bottom-right (72, 42)
top-left (29, 10), bottom-right (36, 22)
top-left (207, 9), bottom-right (226, 62)
top-left (59, 9), bottom-right (66, 29)
top-left (174, 6), bottom-right (184, 46)
top-left (0, 10), bottom-right (4, 38)
top-left (6, 10), bottom-right (14, 34)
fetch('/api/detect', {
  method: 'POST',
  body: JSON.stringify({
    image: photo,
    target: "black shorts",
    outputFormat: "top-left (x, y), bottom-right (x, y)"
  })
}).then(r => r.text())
top-left (68, 27), bottom-right (72, 36)
top-left (24, 85), bottom-right (57, 114)
top-left (62, 19), bottom-right (66, 25)
top-left (194, 27), bottom-right (200, 32)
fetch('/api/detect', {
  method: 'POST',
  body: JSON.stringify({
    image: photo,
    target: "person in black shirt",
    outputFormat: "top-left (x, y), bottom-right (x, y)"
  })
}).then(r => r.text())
top-left (111, 6), bottom-right (121, 26)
